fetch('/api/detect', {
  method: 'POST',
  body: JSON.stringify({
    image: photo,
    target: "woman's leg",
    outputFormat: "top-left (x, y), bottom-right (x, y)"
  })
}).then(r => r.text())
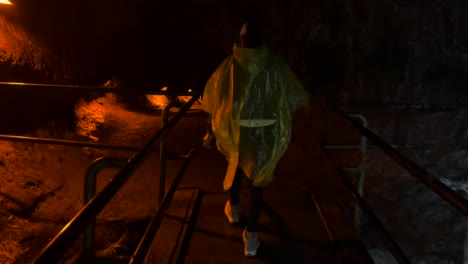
top-left (229, 167), bottom-right (244, 205)
top-left (243, 181), bottom-right (262, 257)
top-left (225, 167), bottom-right (243, 224)
top-left (246, 183), bottom-right (263, 232)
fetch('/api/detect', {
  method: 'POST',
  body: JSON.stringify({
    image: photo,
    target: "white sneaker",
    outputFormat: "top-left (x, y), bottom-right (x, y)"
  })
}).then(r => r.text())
top-left (242, 229), bottom-right (260, 257)
top-left (224, 200), bottom-right (239, 224)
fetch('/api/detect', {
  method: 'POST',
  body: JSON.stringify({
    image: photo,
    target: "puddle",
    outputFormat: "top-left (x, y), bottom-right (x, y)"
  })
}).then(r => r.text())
top-left (74, 91), bottom-right (202, 142)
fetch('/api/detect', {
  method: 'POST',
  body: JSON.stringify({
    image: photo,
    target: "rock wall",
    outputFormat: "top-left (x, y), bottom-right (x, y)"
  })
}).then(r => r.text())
top-left (9, 0), bottom-right (468, 100)
top-left (7, 0), bottom-right (468, 98)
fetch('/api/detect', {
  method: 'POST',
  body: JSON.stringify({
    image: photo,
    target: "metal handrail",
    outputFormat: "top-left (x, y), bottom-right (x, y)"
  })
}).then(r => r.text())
top-left (0, 134), bottom-right (156, 151)
top-left (318, 145), bottom-right (411, 263)
top-left (32, 94), bottom-right (199, 264)
top-left (311, 193), bottom-right (346, 263)
top-left (333, 101), bottom-right (461, 112)
top-left (323, 102), bottom-right (468, 216)
top-left (0, 81), bottom-right (197, 96)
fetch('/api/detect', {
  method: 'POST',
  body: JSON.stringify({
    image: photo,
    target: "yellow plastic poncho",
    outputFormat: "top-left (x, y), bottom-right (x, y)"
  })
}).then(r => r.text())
top-left (202, 44), bottom-right (309, 190)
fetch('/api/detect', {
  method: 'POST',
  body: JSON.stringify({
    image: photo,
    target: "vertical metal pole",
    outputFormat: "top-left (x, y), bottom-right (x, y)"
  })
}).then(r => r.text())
top-left (83, 157), bottom-right (128, 260)
top-left (349, 114), bottom-right (368, 236)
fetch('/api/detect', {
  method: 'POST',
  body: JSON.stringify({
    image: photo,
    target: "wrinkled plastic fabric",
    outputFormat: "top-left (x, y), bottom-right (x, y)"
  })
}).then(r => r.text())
top-left (202, 44), bottom-right (309, 190)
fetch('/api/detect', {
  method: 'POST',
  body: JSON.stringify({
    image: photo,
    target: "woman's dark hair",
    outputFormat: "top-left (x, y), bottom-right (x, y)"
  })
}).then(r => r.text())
top-left (240, 20), bottom-right (263, 48)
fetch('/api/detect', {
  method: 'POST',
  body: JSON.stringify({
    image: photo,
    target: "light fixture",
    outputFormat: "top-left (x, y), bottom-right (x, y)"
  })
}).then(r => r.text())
top-left (0, 0), bottom-right (12, 5)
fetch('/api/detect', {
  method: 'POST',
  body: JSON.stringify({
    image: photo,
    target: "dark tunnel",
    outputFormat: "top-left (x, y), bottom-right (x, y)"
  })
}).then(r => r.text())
top-left (0, 1), bottom-right (466, 263)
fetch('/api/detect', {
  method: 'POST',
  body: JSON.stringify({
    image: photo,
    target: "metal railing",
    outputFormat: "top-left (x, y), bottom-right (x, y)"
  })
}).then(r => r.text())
top-left (32, 92), bottom-right (200, 264)
top-left (318, 101), bottom-right (468, 264)
top-left (0, 81), bottom-right (200, 152)
top-left (0, 82), bottom-right (201, 263)
top-left (0, 81), bottom-right (197, 96)
top-left (333, 101), bottom-right (462, 112)
top-left (0, 134), bottom-right (161, 151)
top-left (323, 102), bottom-right (468, 217)
top-left (318, 146), bottom-right (411, 263)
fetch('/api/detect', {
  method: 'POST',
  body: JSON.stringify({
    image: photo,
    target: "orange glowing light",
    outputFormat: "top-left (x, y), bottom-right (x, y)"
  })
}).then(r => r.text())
top-left (0, 1), bottom-right (12, 5)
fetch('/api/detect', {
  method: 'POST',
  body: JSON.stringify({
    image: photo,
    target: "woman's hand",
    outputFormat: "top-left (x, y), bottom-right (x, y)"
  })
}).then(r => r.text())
top-left (203, 131), bottom-right (215, 149)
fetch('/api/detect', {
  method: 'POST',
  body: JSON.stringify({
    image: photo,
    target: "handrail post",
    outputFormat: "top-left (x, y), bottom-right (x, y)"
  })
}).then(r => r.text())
top-left (82, 157), bottom-right (128, 261)
top-left (349, 114), bottom-right (368, 236)
top-left (324, 113), bottom-right (369, 235)
top-left (159, 101), bottom-right (185, 203)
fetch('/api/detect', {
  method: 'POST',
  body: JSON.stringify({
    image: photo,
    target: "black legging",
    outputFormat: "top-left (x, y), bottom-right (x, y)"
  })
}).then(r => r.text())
top-left (229, 167), bottom-right (263, 232)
